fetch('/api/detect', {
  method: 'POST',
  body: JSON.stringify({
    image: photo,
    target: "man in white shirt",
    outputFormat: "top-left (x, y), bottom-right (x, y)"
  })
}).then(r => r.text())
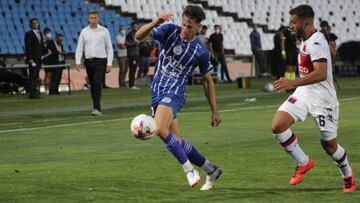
top-left (75, 10), bottom-right (113, 116)
top-left (116, 25), bottom-right (128, 87)
top-left (271, 5), bottom-right (355, 193)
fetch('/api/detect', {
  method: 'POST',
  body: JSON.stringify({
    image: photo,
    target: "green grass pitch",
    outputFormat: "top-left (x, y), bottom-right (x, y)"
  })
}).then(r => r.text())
top-left (0, 78), bottom-right (359, 202)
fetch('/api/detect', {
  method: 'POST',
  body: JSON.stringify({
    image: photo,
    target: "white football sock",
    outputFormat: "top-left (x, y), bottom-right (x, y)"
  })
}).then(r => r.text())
top-left (332, 144), bottom-right (352, 177)
top-left (182, 160), bottom-right (194, 174)
top-left (275, 129), bottom-right (309, 165)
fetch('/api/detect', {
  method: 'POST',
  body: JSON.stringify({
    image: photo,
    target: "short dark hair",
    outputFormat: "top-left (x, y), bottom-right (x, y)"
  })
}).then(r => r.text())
top-left (289, 5), bottom-right (314, 19)
top-left (131, 21), bottom-right (139, 26)
top-left (43, 27), bottom-right (51, 33)
top-left (88, 10), bottom-right (99, 16)
top-left (214, 24), bottom-right (220, 29)
top-left (29, 18), bottom-right (38, 26)
top-left (182, 5), bottom-right (205, 23)
top-left (320, 20), bottom-right (329, 28)
top-left (201, 25), bottom-right (208, 29)
top-left (56, 33), bottom-right (64, 38)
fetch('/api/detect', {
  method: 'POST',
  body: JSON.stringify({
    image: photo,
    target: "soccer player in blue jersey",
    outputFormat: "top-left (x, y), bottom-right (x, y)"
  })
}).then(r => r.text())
top-left (135, 5), bottom-right (222, 190)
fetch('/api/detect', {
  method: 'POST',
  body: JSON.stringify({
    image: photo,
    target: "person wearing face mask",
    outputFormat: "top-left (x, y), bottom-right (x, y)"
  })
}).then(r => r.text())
top-left (43, 27), bottom-right (58, 94)
top-left (116, 25), bottom-right (128, 87)
top-left (208, 25), bottom-right (232, 83)
top-left (49, 33), bottom-right (66, 95)
top-left (24, 18), bottom-right (47, 99)
top-left (250, 24), bottom-right (267, 77)
top-left (126, 21), bottom-right (140, 89)
top-left (198, 25), bottom-right (208, 47)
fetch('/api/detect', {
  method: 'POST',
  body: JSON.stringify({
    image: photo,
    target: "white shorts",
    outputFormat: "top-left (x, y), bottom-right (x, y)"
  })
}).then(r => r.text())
top-left (278, 95), bottom-right (339, 141)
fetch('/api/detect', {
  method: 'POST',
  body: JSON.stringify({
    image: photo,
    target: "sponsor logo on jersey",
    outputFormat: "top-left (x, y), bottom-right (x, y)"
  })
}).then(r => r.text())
top-left (161, 97), bottom-right (172, 103)
top-left (298, 51), bottom-right (314, 75)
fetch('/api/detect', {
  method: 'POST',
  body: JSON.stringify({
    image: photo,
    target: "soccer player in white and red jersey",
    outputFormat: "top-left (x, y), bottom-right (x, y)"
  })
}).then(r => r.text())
top-left (271, 5), bottom-right (356, 192)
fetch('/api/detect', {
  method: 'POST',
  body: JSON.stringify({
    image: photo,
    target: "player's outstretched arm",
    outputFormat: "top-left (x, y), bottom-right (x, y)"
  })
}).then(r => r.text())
top-left (202, 73), bottom-right (221, 127)
top-left (135, 12), bottom-right (173, 41)
top-left (274, 62), bottom-right (327, 92)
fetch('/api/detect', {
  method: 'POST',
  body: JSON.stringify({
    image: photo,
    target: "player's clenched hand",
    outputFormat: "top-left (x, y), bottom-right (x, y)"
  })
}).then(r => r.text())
top-left (106, 66), bottom-right (112, 73)
top-left (211, 112), bottom-right (221, 127)
top-left (154, 12), bottom-right (173, 26)
top-left (75, 64), bottom-right (81, 72)
top-left (273, 77), bottom-right (296, 92)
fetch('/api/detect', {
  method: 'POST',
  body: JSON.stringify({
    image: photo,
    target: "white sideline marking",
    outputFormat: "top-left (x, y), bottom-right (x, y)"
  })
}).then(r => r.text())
top-left (0, 118), bottom-right (130, 133)
top-left (0, 96), bottom-right (359, 134)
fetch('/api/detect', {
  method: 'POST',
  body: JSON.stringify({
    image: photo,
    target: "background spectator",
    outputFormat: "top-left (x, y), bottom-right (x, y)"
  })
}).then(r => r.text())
top-left (320, 20), bottom-right (338, 63)
top-left (281, 27), bottom-right (298, 80)
top-left (250, 24), bottom-right (266, 77)
top-left (116, 25), bottom-right (128, 88)
top-left (138, 38), bottom-right (154, 78)
top-left (209, 25), bottom-right (231, 83)
top-left (198, 25), bottom-right (209, 47)
top-left (49, 33), bottom-right (66, 95)
top-left (126, 21), bottom-right (140, 90)
top-left (43, 27), bottom-right (57, 94)
top-left (272, 26), bottom-right (286, 79)
top-left (24, 18), bottom-right (47, 99)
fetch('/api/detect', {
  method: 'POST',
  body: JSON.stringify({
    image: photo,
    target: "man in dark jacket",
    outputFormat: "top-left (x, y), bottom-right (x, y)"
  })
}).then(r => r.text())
top-left (50, 33), bottom-right (66, 95)
top-left (24, 18), bottom-right (47, 99)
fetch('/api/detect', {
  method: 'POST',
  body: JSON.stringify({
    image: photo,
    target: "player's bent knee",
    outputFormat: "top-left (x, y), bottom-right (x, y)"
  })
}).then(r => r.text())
top-left (155, 127), bottom-right (169, 139)
top-left (271, 121), bottom-right (285, 134)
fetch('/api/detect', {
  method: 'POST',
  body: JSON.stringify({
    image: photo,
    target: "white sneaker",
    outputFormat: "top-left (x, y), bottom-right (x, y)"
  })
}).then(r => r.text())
top-left (130, 86), bottom-right (140, 90)
top-left (186, 169), bottom-right (201, 187)
top-left (91, 109), bottom-right (102, 116)
top-left (200, 166), bottom-right (223, 191)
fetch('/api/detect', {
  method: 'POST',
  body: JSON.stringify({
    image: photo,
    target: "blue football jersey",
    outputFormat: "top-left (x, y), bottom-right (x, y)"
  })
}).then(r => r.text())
top-left (151, 23), bottom-right (212, 104)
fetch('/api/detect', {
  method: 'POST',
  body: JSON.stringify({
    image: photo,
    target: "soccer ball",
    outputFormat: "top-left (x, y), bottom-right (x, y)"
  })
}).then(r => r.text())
top-left (263, 83), bottom-right (274, 92)
top-left (130, 114), bottom-right (157, 140)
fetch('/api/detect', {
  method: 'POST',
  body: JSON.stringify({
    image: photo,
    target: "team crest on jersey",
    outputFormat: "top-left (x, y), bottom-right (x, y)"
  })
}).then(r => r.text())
top-left (161, 97), bottom-right (172, 103)
top-left (173, 45), bottom-right (183, 55)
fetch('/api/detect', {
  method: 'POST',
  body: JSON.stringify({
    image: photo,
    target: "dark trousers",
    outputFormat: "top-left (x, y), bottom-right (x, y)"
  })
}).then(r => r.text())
top-left (84, 58), bottom-right (107, 111)
top-left (117, 56), bottom-right (128, 87)
top-left (27, 62), bottom-right (41, 99)
top-left (212, 52), bottom-right (231, 81)
top-left (49, 61), bottom-right (65, 95)
top-left (252, 48), bottom-right (266, 76)
top-left (128, 55), bottom-right (138, 88)
top-left (137, 55), bottom-right (150, 78)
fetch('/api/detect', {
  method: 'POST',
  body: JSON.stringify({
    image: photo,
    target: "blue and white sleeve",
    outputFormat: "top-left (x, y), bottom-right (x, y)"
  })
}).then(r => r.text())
top-left (198, 50), bottom-right (213, 75)
top-left (151, 23), bottom-right (177, 44)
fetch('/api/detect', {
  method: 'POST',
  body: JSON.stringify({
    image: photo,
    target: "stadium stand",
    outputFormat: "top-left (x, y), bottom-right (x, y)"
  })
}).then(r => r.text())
top-left (0, 0), bottom-right (132, 55)
top-left (0, 0), bottom-right (359, 56)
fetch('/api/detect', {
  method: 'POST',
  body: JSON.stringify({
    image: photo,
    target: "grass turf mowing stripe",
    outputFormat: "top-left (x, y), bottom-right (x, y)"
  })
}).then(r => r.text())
top-left (0, 96), bottom-right (358, 134)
